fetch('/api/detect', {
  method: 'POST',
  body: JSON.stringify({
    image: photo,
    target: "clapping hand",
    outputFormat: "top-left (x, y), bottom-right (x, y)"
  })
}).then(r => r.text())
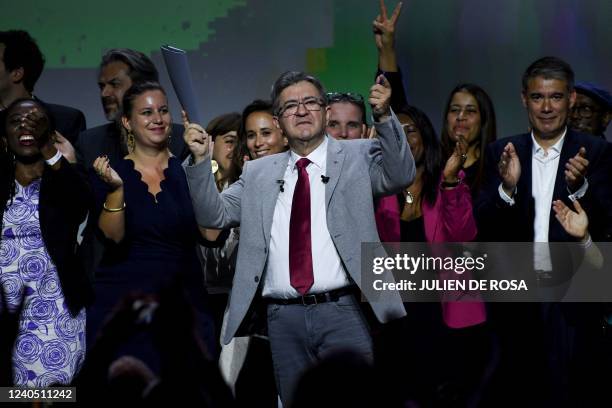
top-left (442, 134), bottom-right (468, 185)
top-left (565, 147), bottom-right (589, 192)
top-left (553, 199), bottom-right (588, 241)
top-left (369, 75), bottom-right (392, 121)
top-left (93, 155), bottom-right (123, 190)
top-left (498, 142), bottom-right (521, 197)
top-left (182, 110), bottom-right (212, 165)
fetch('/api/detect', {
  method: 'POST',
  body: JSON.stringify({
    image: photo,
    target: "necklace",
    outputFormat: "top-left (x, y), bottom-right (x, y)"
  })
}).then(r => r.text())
top-left (405, 191), bottom-right (414, 204)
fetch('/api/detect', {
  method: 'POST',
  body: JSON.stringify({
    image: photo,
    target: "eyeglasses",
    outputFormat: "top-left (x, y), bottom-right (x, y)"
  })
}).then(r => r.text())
top-left (278, 97), bottom-right (325, 117)
top-left (571, 104), bottom-right (601, 119)
top-left (326, 92), bottom-right (365, 104)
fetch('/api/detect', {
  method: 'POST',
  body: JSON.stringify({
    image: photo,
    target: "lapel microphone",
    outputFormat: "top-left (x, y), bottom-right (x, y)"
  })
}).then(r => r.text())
top-left (276, 179), bottom-right (285, 192)
top-left (321, 175), bottom-right (330, 184)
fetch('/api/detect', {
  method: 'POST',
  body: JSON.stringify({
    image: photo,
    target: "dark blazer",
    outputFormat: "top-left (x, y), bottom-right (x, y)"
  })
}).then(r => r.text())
top-left (37, 99), bottom-right (87, 145)
top-left (476, 129), bottom-right (611, 242)
top-left (75, 122), bottom-right (189, 170)
top-left (0, 158), bottom-right (94, 316)
top-left (474, 130), bottom-right (612, 406)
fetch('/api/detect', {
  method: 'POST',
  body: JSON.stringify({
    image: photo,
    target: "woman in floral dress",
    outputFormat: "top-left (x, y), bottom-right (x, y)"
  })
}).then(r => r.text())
top-left (0, 99), bottom-right (92, 386)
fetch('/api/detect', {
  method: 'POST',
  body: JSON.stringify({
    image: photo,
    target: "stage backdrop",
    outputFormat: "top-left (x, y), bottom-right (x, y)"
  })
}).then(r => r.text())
top-left (4, 0), bottom-right (611, 139)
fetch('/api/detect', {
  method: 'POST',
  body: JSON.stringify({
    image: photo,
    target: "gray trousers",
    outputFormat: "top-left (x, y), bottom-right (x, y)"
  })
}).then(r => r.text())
top-left (266, 294), bottom-right (373, 406)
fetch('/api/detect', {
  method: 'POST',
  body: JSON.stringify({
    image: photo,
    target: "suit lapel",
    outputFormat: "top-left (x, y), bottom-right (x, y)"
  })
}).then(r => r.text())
top-left (513, 135), bottom-right (534, 222)
top-left (550, 130), bottom-right (580, 240)
top-left (261, 151), bottom-right (291, 246)
top-left (325, 137), bottom-right (346, 208)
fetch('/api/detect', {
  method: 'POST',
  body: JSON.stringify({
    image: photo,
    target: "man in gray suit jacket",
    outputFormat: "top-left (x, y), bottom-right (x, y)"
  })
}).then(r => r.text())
top-left (184, 71), bottom-right (414, 404)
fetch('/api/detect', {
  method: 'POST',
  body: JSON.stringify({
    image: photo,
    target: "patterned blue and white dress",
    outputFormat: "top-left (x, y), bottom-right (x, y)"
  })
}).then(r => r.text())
top-left (0, 179), bottom-right (86, 387)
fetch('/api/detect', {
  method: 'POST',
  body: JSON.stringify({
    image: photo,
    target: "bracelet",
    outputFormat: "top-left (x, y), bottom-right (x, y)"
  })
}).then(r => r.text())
top-left (441, 179), bottom-right (460, 188)
top-left (103, 202), bottom-right (126, 212)
top-left (579, 234), bottom-right (592, 249)
top-left (45, 150), bottom-right (63, 166)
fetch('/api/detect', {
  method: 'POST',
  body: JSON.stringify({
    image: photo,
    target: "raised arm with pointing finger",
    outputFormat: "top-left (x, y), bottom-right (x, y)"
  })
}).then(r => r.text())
top-left (183, 70), bottom-right (413, 405)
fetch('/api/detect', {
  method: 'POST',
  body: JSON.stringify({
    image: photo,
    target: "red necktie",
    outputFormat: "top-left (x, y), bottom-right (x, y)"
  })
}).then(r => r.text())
top-left (289, 158), bottom-right (314, 295)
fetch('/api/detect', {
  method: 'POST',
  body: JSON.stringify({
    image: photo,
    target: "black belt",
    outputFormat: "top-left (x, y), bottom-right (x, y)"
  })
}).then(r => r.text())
top-left (535, 270), bottom-right (554, 282)
top-left (265, 286), bottom-right (357, 306)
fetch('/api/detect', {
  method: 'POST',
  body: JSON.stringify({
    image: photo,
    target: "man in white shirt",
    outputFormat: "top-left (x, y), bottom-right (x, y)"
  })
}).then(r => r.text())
top-left (476, 56), bottom-right (611, 406)
top-left (183, 71), bottom-right (414, 405)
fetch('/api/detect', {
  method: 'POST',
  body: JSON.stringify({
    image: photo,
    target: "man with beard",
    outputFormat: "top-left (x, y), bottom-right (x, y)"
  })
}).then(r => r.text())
top-left (75, 48), bottom-right (188, 169)
top-left (75, 49), bottom-right (188, 278)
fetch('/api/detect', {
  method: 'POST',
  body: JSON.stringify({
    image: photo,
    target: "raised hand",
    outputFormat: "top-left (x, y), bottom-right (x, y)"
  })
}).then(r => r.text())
top-left (19, 107), bottom-right (51, 147)
top-left (565, 147), bottom-right (589, 192)
top-left (93, 155), bottom-right (123, 190)
top-left (182, 110), bottom-right (212, 164)
top-left (442, 134), bottom-right (468, 184)
top-left (19, 107), bottom-right (58, 161)
top-left (553, 199), bottom-right (588, 240)
top-left (53, 131), bottom-right (77, 163)
top-left (369, 75), bottom-right (392, 120)
top-left (498, 142), bottom-right (521, 197)
top-left (373, 0), bottom-right (403, 50)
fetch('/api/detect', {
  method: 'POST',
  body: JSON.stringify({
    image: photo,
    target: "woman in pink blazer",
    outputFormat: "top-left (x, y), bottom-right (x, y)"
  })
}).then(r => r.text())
top-left (374, 104), bottom-right (493, 406)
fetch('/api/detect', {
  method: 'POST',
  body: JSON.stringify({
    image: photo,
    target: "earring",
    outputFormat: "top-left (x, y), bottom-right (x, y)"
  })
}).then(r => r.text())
top-left (127, 130), bottom-right (135, 152)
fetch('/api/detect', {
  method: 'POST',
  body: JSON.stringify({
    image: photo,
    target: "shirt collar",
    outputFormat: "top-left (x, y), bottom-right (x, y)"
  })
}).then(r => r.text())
top-left (289, 136), bottom-right (328, 172)
top-left (531, 127), bottom-right (567, 155)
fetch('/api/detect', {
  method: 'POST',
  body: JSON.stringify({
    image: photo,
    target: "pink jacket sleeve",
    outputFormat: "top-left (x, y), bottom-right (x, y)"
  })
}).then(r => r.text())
top-left (423, 174), bottom-right (485, 329)
top-left (374, 195), bottom-right (401, 243)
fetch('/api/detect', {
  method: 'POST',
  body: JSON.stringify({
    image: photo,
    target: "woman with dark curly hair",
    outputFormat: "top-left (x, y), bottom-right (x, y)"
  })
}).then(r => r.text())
top-left (0, 98), bottom-right (92, 386)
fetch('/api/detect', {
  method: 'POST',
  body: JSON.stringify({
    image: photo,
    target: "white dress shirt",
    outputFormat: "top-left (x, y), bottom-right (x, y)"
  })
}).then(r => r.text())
top-left (263, 137), bottom-right (349, 298)
top-left (498, 128), bottom-right (588, 270)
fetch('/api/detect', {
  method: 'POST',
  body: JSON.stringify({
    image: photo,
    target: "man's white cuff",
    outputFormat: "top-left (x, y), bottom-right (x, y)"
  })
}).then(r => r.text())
top-left (498, 183), bottom-right (516, 206)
